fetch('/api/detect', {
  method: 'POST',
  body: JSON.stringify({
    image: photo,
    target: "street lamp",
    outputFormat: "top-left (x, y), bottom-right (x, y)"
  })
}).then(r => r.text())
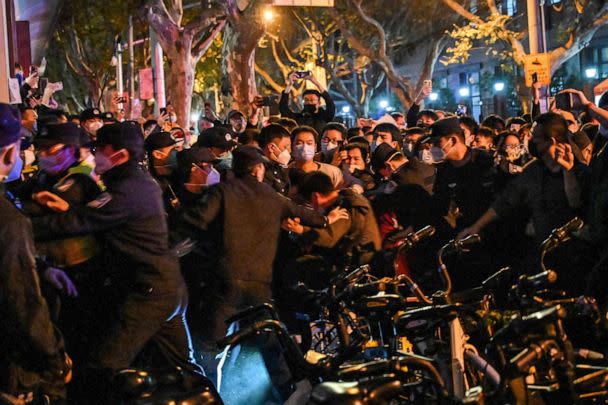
top-left (191, 112), bottom-right (200, 122)
top-left (458, 87), bottom-right (470, 97)
top-left (263, 7), bottom-right (275, 23)
top-left (429, 92), bottom-right (439, 101)
top-left (342, 105), bottom-right (351, 114)
top-left (585, 67), bottom-right (598, 79)
top-left (379, 99), bottom-right (389, 109)
top-left (494, 81), bottom-right (505, 92)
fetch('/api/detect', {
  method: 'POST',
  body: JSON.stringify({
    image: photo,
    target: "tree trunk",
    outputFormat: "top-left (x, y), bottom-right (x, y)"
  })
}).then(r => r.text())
top-left (166, 36), bottom-right (195, 129)
top-left (222, 24), bottom-right (258, 115)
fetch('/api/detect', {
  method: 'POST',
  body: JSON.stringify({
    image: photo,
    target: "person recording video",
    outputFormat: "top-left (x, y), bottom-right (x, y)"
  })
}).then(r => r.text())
top-left (279, 70), bottom-right (335, 136)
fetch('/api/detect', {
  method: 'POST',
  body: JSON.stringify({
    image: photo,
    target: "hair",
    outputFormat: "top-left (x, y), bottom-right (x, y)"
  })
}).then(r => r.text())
top-left (390, 112), bottom-right (405, 120)
top-left (322, 122), bottom-right (347, 139)
top-left (347, 127), bottom-right (363, 139)
top-left (405, 127), bottom-right (427, 137)
top-left (598, 91), bottom-right (608, 109)
top-left (374, 123), bottom-right (400, 141)
top-left (581, 122), bottom-right (598, 142)
top-left (302, 89), bottom-right (321, 98)
top-left (534, 112), bottom-right (569, 144)
top-left (476, 126), bottom-right (495, 140)
top-left (291, 125), bottom-right (319, 145)
top-left (299, 171), bottom-right (334, 200)
top-left (259, 124), bottom-right (290, 149)
top-left (238, 128), bottom-right (261, 146)
top-left (459, 116), bottom-right (479, 135)
top-left (143, 119), bottom-right (159, 132)
top-left (345, 142), bottom-right (369, 163)
top-left (578, 111), bottom-right (594, 126)
top-left (495, 131), bottom-right (519, 150)
top-left (276, 117), bottom-right (298, 133)
top-left (418, 109), bottom-right (439, 122)
top-left (481, 115), bottom-right (506, 133)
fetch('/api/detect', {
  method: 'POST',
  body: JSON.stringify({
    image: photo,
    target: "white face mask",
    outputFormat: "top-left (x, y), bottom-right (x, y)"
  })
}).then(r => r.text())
top-left (321, 140), bottom-right (338, 153)
top-left (206, 166), bottom-right (221, 185)
top-left (271, 144), bottom-right (291, 167)
top-left (294, 144), bottom-right (315, 162)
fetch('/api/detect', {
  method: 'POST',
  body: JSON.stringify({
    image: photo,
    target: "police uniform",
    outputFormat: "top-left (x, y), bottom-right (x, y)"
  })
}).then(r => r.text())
top-left (31, 122), bottom-right (199, 377)
top-left (0, 104), bottom-right (69, 402)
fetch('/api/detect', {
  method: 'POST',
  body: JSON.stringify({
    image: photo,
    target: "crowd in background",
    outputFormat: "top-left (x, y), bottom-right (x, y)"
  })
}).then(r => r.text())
top-left (1, 67), bottom-right (608, 403)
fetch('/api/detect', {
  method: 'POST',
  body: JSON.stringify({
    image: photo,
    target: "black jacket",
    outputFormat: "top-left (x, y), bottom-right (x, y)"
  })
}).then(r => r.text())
top-left (32, 162), bottom-right (182, 289)
top-left (183, 176), bottom-right (327, 298)
top-left (0, 186), bottom-right (66, 395)
top-left (279, 91), bottom-right (336, 135)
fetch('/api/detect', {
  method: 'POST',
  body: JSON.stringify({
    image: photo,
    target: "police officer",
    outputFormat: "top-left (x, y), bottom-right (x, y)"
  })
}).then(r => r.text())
top-left (182, 146), bottom-right (346, 341)
top-left (31, 122), bottom-right (200, 398)
top-left (0, 103), bottom-right (70, 403)
top-left (145, 130), bottom-right (180, 211)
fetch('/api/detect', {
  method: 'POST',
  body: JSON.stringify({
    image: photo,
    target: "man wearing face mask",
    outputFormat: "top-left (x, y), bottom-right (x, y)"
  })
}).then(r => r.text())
top-left (195, 127), bottom-right (237, 174)
top-left (319, 122), bottom-right (347, 161)
top-left (458, 113), bottom-right (591, 292)
top-left (279, 72), bottom-right (336, 136)
top-left (145, 131), bottom-right (180, 210)
top-left (343, 142), bottom-right (375, 191)
top-left (429, 117), bottom-right (496, 231)
top-left (32, 121), bottom-right (202, 398)
top-left (260, 124), bottom-right (292, 196)
top-left (0, 104), bottom-right (71, 403)
top-left (284, 171), bottom-right (381, 269)
top-left (182, 145), bottom-right (341, 341)
top-left (370, 123), bottom-right (403, 153)
top-left (80, 108), bottom-right (104, 142)
top-left (290, 126), bottom-right (344, 189)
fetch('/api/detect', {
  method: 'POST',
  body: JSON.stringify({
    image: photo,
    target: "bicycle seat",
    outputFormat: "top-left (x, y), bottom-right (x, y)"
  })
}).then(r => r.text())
top-left (308, 381), bottom-right (362, 404)
top-left (395, 304), bottom-right (458, 331)
top-left (113, 368), bottom-right (222, 404)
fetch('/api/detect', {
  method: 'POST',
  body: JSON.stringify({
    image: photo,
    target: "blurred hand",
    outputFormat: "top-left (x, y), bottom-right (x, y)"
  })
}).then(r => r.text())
top-left (157, 112), bottom-right (169, 126)
top-left (562, 89), bottom-right (591, 107)
top-left (33, 191), bottom-right (70, 212)
top-left (282, 217), bottom-right (304, 234)
top-left (327, 207), bottom-right (349, 225)
top-left (330, 149), bottom-right (343, 167)
top-left (44, 267), bottom-right (78, 297)
top-left (456, 225), bottom-right (479, 241)
top-left (287, 72), bottom-right (299, 86)
top-left (555, 141), bottom-right (575, 171)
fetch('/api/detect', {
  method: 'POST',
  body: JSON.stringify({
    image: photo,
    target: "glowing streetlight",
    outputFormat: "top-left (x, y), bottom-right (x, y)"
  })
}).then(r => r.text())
top-left (191, 112), bottom-right (200, 122)
top-left (429, 92), bottom-right (439, 101)
top-left (379, 99), bottom-right (389, 109)
top-left (341, 105), bottom-right (351, 114)
top-left (458, 87), bottom-right (470, 97)
top-left (585, 67), bottom-right (598, 79)
top-left (494, 81), bottom-right (505, 92)
top-left (263, 8), bottom-right (275, 23)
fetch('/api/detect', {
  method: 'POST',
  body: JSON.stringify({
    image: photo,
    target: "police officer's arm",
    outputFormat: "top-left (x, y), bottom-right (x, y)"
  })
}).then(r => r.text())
top-left (282, 196), bottom-right (327, 228)
top-left (1, 218), bottom-right (65, 366)
top-left (32, 191), bottom-right (132, 240)
top-left (181, 185), bottom-right (223, 231)
top-left (299, 216), bottom-right (352, 248)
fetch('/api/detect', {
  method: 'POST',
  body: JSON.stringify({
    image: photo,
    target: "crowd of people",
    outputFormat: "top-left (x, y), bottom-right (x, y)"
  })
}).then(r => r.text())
top-left (1, 68), bottom-right (608, 404)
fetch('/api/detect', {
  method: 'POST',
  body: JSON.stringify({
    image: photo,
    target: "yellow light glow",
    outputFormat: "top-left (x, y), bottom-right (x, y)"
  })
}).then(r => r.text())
top-left (263, 8), bottom-right (275, 22)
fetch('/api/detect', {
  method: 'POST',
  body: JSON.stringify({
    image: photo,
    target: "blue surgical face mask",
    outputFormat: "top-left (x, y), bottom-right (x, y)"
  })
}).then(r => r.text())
top-left (294, 144), bottom-right (315, 162)
top-left (5, 155), bottom-right (23, 183)
top-left (215, 152), bottom-right (233, 170)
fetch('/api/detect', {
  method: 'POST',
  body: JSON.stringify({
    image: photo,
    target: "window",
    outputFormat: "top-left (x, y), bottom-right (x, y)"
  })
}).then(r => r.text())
top-left (600, 47), bottom-right (608, 78)
top-left (506, 0), bottom-right (517, 16)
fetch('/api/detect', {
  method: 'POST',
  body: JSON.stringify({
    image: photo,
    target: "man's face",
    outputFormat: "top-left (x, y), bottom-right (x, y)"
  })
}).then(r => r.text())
top-left (210, 146), bottom-right (230, 159)
top-left (503, 135), bottom-right (522, 161)
top-left (230, 115), bottom-right (246, 134)
top-left (473, 135), bottom-right (493, 150)
top-left (83, 118), bottom-right (103, 138)
top-left (303, 94), bottom-right (320, 111)
top-left (21, 109), bottom-right (37, 131)
top-left (345, 148), bottom-right (366, 171)
top-left (374, 131), bottom-right (395, 148)
top-left (531, 125), bottom-right (554, 159)
top-left (321, 129), bottom-right (343, 151)
top-left (510, 123), bottom-right (522, 133)
top-left (394, 115), bottom-right (406, 129)
top-left (418, 114), bottom-right (435, 126)
top-left (294, 132), bottom-right (316, 149)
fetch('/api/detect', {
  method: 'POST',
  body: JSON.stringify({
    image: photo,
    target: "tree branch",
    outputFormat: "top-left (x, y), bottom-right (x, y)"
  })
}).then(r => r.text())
top-left (441, 0), bottom-right (483, 23)
top-left (191, 20), bottom-right (226, 62)
top-left (255, 63), bottom-right (283, 93)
